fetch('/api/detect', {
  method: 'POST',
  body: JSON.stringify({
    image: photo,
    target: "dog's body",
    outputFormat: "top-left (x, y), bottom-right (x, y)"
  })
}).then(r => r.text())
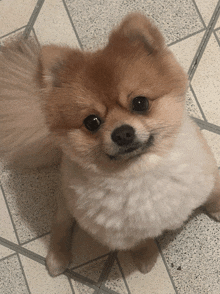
top-left (1, 13), bottom-right (220, 276)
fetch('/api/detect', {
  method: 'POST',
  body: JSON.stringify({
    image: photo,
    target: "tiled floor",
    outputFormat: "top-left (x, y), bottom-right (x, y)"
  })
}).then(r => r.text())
top-left (0, 0), bottom-right (220, 293)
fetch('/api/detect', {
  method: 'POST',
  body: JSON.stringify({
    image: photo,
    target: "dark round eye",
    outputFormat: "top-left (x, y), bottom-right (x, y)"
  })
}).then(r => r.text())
top-left (132, 96), bottom-right (149, 113)
top-left (83, 115), bottom-right (102, 132)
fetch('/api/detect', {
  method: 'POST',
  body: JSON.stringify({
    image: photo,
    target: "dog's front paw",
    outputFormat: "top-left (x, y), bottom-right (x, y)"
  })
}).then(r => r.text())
top-left (46, 250), bottom-right (72, 277)
top-left (131, 250), bottom-right (158, 274)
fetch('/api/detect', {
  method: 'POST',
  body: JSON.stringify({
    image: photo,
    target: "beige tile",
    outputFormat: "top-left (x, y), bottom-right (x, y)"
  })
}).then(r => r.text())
top-left (0, 0), bottom-right (36, 36)
top-left (202, 130), bottom-right (220, 166)
top-left (118, 251), bottom-right (176, 294)
top-left (20, 255), bottom-right (72, 294)
top-left (34, 0), bottom-right (80, 47)
top-left (191, 34), bottom-right (220, 125)
top-left (70, 281), bottom-right (95, 294)
top-left (169, 31), bottom-right (204, 72)
top-left (70, 225), bottom-right (109, 268)
top-left (23, 234), bottom-right (50, 258)
top-left (0, 244), bottom-right (14, 260)
top-left (195, 0), bottom-right (218, 26)
top-left (0, 187), bottom-right (18, 244)
top-left (104, 259), bottom-right (129, 294)
top-left (185, 87), bottom-right (203, 119)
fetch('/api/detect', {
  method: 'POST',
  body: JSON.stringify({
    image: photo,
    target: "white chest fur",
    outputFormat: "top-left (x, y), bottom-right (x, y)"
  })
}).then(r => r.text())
top-left (62, 117), bottom-right (215, 250)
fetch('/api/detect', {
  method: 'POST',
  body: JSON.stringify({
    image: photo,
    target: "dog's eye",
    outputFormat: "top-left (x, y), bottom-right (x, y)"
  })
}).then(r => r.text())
top-left (132, 96), bottom-right (149, 113)
top-left (84, 115), bottom-right (102, 132)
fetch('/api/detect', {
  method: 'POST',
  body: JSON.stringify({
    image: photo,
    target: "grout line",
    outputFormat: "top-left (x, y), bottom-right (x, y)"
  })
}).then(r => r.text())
top-left (188, 0), bottom-right (220, 80)
top-left (115, 255), bottom-right (131, 294)
top-left (20, 231), bottom-right (50, 246)
top-left (0, 236), bottom-right (45, 264)
top-left (97, 252), bottom-right (117, 287)
top-left (190, 117), bottom-right (220, 135)
top-left (0, 252), bottom-right (17, 263)
top-left (155, 239), bottom-right (179, 294)
top-left (67, 277), bottom-right (76, 294)
top-left (189, 84), bottom-right (207, 122)
top-left (213, 29), bottom-right (220, 47)
top-left (22, 0), bottom-right (45, 39)
top-left (168, 28), bottom-right (205, 47)
top-left (70, 253), bottom-right (110, 271)
top-left (17, 253), bottom-right (32, 294)
top-left (0, 185), bottom-right (21, 245)
top-left (0, 236), bottom-right (101, 291)
top-left (0, 26), bottom-right (27, 40)
top-left (62, 0), bottom-right (84, 49)
top-left (192, 0), bottom-right (207, 28)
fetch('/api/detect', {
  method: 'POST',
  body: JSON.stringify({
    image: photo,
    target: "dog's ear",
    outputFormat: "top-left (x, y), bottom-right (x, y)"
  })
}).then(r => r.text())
top-left (108, 13), bottom-right (165, 54)
top-left (38, 45), bottom-right (73, 89)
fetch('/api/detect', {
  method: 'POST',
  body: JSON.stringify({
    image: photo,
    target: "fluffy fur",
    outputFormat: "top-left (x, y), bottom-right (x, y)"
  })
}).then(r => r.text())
top-left (0, 13), bottom-right (220, 276)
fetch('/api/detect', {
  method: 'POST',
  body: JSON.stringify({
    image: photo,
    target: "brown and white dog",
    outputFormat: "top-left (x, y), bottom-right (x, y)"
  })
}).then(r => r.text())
top-left (0, 13), bottom-right (220, 276)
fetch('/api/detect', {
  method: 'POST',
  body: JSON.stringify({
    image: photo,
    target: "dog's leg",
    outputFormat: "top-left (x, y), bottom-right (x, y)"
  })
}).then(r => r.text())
top-left (130, 238), bottom-right (159, 274)
top-left (46, 198), bottom-right (75, 277)
top-left (205, 171), bottom-right (220, 221)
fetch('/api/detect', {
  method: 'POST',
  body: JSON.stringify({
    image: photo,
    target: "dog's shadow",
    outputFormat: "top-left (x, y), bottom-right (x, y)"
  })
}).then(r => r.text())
top-left (0, 165), bottom-right (207, 283)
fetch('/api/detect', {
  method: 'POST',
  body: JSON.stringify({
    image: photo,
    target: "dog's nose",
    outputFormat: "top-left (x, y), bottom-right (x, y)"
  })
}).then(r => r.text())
top-left (111, 124), bottom-right (135, 146)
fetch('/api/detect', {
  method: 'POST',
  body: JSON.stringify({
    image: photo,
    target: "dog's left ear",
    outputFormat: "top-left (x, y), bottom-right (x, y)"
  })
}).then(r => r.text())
top-left (108, 13), bottom-right (166, 54)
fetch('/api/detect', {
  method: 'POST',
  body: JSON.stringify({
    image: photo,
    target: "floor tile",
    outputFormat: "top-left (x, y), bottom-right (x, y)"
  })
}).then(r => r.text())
top-left (0, 254), bottom-right (29, 294)
top-left (0, 0), bottom-right (36, 37)
top-left (0, 244), bottom-right (14, 260)
top-left (22, 234), bottom-right (50, 257)
top-left (0, 187), bottom-right (18, 244)
top-left (191, 34), bottom-right (220, 125)
top-left (104, 259), bottom-right (129, 294)
top-left (70, 280), bottom-right (95, 294)
top-left (195, 0), bottom-right (218, 26)
top-left (169, 31), bottom-right (204, 72)
top-left (34, 0), bottom-right (80, 47)
top-left (72, 255), bottom-right (108, 283)
top-left (20, 254), bottom-right (72, 294)
top-left (65, 0), bottom-right (203, 50)
top-left (69, 225), bottom-right (109, 268)
top-left (0, 167), bottom-right (58, 244)
top-left (202, 130), bottom-right (220, 166)
top-left (158, 212), bottom-right (220, 294)
top-left (185, 87), bottom-right (204, 119)
top-left (118, 251), bottom-right (176, 294)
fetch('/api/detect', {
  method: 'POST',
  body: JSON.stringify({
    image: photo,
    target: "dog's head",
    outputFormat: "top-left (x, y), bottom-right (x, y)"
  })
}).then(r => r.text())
top-left (38, 13), bottom-right (188, 171)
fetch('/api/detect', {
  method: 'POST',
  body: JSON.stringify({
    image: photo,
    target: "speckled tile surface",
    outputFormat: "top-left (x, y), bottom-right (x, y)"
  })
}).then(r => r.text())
top-left (0, 0), bottom-right (220, 293)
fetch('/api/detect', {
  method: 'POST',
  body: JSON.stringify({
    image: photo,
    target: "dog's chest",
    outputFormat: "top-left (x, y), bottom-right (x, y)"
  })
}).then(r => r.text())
top-left (65, 153), bottom-right (214, 250)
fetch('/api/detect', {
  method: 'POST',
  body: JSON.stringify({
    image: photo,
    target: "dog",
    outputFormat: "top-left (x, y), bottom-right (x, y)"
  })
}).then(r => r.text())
top-left (0, 13), bottom-right (220, 277)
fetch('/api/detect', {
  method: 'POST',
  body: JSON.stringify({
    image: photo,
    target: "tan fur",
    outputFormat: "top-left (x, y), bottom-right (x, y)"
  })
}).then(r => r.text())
top-left (0, 13), bottom-right (219, 276)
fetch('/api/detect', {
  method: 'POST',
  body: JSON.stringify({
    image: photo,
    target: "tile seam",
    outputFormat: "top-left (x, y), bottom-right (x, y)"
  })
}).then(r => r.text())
top-left (191, 117), bottom-right (220, 135)
top-left (97, 252), bottom-right (117, 286)
top-left (0, 236), bottom-right (99, 292)
top-left (155, 239), bottom-right (179, 294)
top-left (22, 0), bottom-right (45, 39)
top-left (17, 252), bottom-right (32, 294)
top-left (0, 185), bottom-right (21, 245)
top-left (189, 84), bottom-right (207, 122)
top-left (188, 0), bottom-right (220, 80)
top-left (115, 255), bottom-right (131, 294)
top-left (62, 0), bottom-right (83, 49)
top-left (168, 28), bottom-right (205, 47)
top-left (191, 0), bottom-right (207, 28)
top-left (0, 25), bottom-right (27, 40)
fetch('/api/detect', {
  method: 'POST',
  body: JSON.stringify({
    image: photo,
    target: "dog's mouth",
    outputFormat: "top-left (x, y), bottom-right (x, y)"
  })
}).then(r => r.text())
top-left (108, 134), bottom-right (154, 160)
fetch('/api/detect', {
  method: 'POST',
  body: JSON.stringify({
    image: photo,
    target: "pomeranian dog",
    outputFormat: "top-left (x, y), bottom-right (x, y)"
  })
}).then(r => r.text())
top-left (0, 13), bottom-right (220, 277)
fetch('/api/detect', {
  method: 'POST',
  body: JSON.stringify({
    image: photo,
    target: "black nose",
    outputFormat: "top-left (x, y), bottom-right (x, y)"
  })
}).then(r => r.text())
top-left (111, 124), bottom-right (135, 146)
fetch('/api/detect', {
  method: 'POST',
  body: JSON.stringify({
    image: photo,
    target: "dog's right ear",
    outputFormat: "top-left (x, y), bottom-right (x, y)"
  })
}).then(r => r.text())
top-left (38, 45), bottom-right (72, 89)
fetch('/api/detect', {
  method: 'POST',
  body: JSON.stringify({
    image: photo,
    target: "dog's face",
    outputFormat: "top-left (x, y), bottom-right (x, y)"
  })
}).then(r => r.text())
top-left (38, 13), bottom-right (188, 171)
